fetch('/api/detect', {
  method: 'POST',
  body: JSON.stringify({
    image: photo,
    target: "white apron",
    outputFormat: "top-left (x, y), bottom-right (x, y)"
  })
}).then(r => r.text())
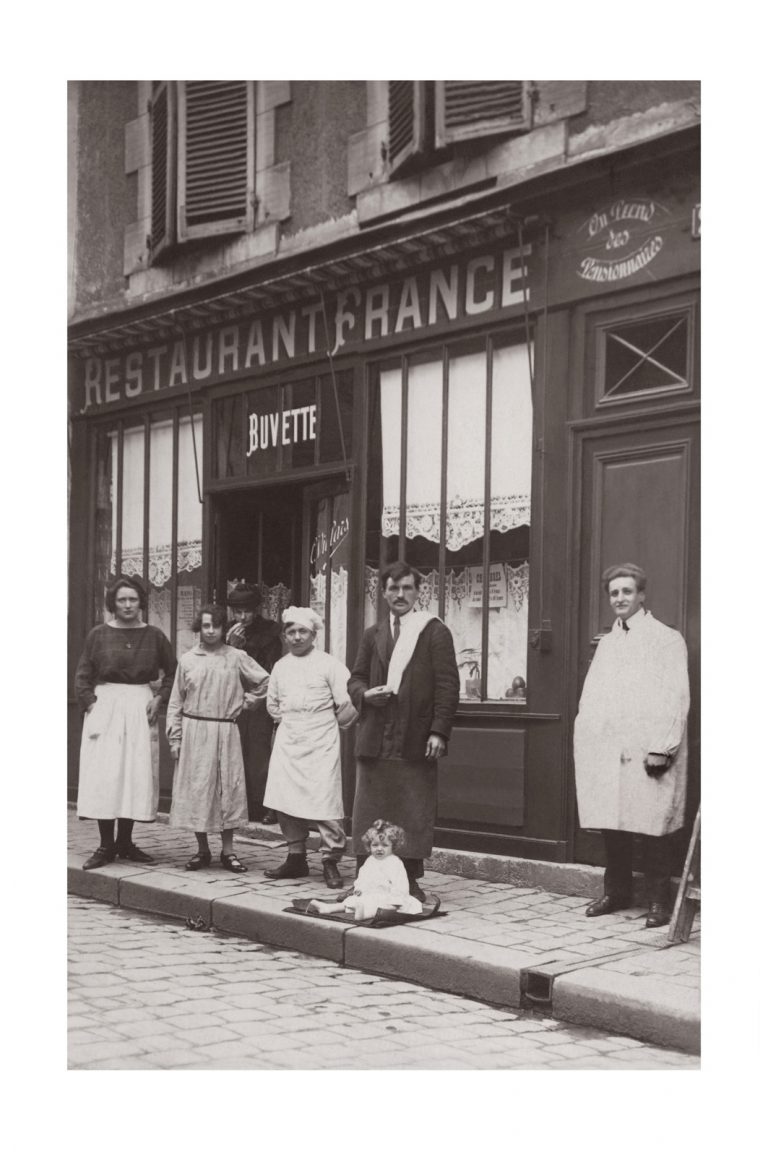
top-left (574, 610), bottom-right (689, 837)
top-left (264, 648), bottom-right (351, 820)
top-left (77, 682), bottom-right (159, 821)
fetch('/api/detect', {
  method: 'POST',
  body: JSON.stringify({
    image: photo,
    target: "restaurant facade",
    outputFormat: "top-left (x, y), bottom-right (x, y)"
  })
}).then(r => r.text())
top-left (68, 81), bottom-right (700, 865)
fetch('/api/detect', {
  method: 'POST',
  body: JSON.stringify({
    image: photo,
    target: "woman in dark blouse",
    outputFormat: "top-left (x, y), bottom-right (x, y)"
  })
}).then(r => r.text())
top-left (74, 575), bottom-right (176, 870)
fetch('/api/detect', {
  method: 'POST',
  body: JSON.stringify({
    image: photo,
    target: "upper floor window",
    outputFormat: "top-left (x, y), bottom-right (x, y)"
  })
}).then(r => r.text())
top-left (387, 81), bottom-right (532, 176)
top-left (150, 81), bottom-right (255, 262)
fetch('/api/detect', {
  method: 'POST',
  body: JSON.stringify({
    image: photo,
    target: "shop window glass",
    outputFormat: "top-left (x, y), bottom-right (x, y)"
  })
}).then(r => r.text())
top-left (214, 394), bottom-right (244, 479)
top-left (318, 371), bottom-right (354, 464)
top-left (111, 425), bottom-right (145, 584)
top-left (93, 427), bottom-right (114, 624)
top-left (308, 489), bottom-right (350, 664)
top-left (371, 339), bottom-right (531, 702)
top-left (600, 310), bottom-right (691, 402)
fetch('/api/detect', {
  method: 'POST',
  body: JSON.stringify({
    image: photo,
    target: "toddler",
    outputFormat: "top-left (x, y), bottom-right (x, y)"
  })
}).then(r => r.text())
top-left (308, 819), bottom-right (423, 920)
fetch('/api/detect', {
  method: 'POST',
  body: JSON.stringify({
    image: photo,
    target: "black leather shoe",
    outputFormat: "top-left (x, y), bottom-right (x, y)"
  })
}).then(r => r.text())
top-left (264, 855), bottom-right (309, 880)
top-left (185, 850), bottom-right (212, 871)
top-left (645, 903), bottom-right (671, 929)
top-left (220, 852), bottom-right (248, 874)
top-left (262, 809), bottom-right (279, 825)
top-left (585, 895), bottom-right (631, 917)
top-left (410, 883), bottom-right (427, 903)
top-left (322, 860), bottom-right (344, 889)
top-left (82, 845), bottom-right (117, 871)
top-left (116, 843), bottom-right (156, 864)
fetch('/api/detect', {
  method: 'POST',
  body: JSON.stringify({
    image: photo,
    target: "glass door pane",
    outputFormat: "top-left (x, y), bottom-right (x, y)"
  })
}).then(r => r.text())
top-left (305, 483), bottom-right (350, 663)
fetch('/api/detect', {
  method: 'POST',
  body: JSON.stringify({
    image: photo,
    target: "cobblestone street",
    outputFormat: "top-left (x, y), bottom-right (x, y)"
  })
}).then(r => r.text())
top-left (68, 896), bottom-right (698, 1070)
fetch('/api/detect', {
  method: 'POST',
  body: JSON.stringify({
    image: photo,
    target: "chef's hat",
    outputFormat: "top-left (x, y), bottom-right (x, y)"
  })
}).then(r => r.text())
top-left (282, 605), bottom-right (324, 631)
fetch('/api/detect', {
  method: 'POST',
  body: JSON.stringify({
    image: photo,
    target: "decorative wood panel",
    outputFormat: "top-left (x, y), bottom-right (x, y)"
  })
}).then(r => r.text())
top-left (438, 727), bottom-right (525, 826)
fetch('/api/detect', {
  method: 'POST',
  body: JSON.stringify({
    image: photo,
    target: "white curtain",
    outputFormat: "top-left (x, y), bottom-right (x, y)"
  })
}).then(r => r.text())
top-left (381, 345), bottom-right (532, 549)
top-left (310, 567), bottom-right (348, 664)
top-left (111, 416), bottom-right (203, 587)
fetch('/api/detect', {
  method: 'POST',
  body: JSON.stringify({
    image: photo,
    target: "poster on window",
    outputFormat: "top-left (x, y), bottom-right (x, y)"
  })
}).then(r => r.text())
top-left (467, 564), bottom-right (508, 608)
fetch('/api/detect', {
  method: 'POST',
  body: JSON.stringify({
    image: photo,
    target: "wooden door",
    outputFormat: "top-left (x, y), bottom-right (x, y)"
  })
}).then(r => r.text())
top-left (569, 412), bottom-right (700, 864)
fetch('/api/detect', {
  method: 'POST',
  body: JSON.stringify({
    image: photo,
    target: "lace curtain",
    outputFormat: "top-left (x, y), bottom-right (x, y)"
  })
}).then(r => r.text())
top-left (380, 345), bottom-right (532, 549)
top-left (363, 561), bottom-right (529, 701)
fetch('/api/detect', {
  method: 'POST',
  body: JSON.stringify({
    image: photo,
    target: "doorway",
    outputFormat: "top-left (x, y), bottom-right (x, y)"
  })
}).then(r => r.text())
top-left (568, 414), bottom-right (700, 865)
top-left (211, 476), bottom-right (351, 658)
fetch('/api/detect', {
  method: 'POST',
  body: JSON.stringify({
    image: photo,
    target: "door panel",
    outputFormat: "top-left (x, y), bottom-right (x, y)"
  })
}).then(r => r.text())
top-left (572, 416), bottom-right (699, 864)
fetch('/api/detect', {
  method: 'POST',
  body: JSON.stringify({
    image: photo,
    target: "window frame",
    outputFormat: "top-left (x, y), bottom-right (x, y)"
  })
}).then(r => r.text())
top-left (366, 328), bottom-right (534, 706)
top-left (87, 401), bottom-right (204, 657)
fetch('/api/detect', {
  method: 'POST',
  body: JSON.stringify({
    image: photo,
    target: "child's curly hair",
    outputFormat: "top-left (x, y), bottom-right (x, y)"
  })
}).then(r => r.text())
top-left (362, 819), bottom-right (405, 851)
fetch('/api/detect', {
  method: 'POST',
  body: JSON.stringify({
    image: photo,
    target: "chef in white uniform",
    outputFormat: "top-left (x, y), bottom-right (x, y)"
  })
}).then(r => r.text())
top-left (263, 606), bottom-right (356, 890)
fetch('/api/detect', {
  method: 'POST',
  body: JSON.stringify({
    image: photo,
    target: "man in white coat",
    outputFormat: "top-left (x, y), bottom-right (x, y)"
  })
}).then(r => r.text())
top-left (574, 563), bottom-right (690, 929)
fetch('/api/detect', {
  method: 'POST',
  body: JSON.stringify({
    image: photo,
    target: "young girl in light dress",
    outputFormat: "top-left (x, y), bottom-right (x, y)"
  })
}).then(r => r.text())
top-left (308, 819), bottom-right (423, 920)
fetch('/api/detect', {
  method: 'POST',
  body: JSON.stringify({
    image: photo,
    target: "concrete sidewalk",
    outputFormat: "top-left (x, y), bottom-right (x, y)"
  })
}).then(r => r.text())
top-left (67, 808), bottom-right (701, 1054)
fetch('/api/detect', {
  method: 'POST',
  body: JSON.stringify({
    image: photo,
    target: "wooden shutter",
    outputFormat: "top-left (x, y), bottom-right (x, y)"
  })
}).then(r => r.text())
top-left (149, 81), bottom-right (176, 262)
top-left (177, 81), bottom-right (255, 241)
top-left (435, 81), bottom-right (531, 146)
top-left (387, 81), bottom-right (426, 175)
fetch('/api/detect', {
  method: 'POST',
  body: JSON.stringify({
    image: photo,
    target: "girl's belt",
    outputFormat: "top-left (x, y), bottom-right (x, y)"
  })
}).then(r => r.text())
top-left (182, 711), bottom-right (237, 723)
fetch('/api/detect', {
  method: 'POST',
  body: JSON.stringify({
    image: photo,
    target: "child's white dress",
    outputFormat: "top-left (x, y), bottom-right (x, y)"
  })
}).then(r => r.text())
top-left (343, 854), bottom-right (423, 918)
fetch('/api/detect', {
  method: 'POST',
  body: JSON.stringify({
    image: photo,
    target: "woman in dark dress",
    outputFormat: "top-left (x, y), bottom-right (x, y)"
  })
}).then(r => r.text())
top-left (74, 575), bottom-right (176, 870)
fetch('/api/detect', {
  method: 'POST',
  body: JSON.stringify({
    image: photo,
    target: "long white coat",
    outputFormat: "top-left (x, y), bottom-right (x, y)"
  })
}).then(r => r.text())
top-left (264, 648), bottom-right (352, 820)
top-left (574, 609), bottom-right (690, 836)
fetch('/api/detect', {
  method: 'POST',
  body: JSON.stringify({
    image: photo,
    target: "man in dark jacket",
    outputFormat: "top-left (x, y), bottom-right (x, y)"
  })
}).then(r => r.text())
top-left (348, 560), bottom-right (459, 900)
top-left (226, 583), bottom-right (284, 823)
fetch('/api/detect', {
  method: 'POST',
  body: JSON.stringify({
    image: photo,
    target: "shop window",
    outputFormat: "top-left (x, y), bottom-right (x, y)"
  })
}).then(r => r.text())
top-left (96, 410), bottom-right (203, 659)
top-left (598, 308), bottom-right (693, 404)
top-left (367, 338), bottom-right (532, 702)
top-left (388, 81), bottom-right (531, 176)
top-left (150, 81), bottom-right (255, 262)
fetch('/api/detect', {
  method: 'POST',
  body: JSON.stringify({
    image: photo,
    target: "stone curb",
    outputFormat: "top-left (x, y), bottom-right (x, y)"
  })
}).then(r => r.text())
top-left (67, 859), bottom-right (699, 1053)
top-left (552, 968), bottom-right (700, 1053)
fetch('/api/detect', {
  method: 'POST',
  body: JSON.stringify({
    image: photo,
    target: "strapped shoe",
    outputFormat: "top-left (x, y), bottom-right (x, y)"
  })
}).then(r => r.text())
top-left (220, 852), bottom-right (248, 874)
top-left (322, 859), bottom-right (344, 889)
top-left (645, 903), bottom-right (671, 929)
top-left (116, 843), bottom-right (156, 864)
top-left (264, 854), bottom-right (309, 880)
top-left (185, 850), bottom-right (212, 871)
top-left (82, 845), bottom-right (117, 871)
top-left (585, 895), bottom-right (632, 918)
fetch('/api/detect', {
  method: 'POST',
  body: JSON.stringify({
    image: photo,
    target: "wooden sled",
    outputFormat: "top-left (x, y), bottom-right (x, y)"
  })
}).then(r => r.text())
top-left (287, 894), bottom-right (443, 929)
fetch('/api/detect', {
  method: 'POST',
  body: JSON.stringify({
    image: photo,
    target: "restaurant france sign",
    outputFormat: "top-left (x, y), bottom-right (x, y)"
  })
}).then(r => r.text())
top-left (75, 244), bottom-right (531, 413)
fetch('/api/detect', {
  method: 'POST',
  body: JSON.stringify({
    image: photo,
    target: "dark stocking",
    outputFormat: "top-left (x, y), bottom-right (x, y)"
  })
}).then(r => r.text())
top-left (116, 818), bottom-right (134, 850)
top-left (97, 819), bottom-right (116, 849)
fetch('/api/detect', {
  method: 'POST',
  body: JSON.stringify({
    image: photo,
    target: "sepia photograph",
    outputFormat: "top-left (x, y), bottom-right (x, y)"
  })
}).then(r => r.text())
top-left (65, 74), bottom-right (705, 1077)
